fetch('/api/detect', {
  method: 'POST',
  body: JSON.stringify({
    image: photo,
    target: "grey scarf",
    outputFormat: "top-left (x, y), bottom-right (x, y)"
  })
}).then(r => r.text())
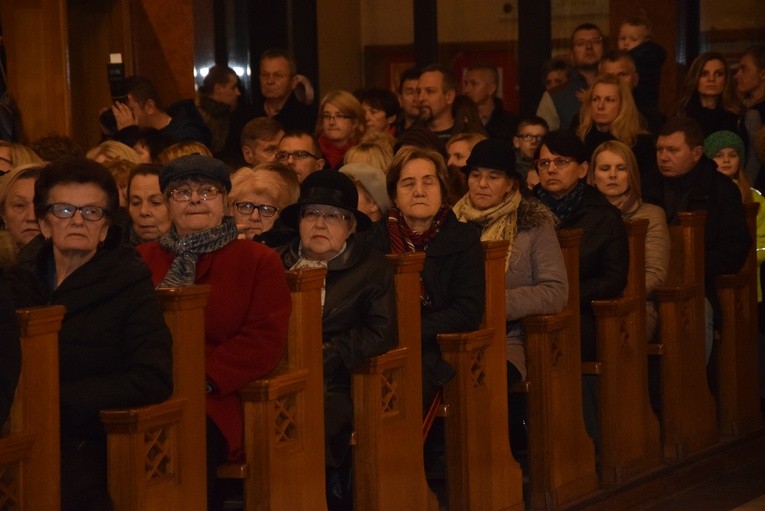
top-left (157, 216), bottom-right (238, 288)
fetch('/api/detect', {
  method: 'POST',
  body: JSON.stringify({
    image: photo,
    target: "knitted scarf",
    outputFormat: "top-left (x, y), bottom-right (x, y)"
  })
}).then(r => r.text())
top-left (534, 180), bottom-right (587, 225)
top-left (157, 216), bottom-right (239, 288)
top-left (452, 191), bottom-right (521, 270)
top-left (386, 203), bottom-right (451, 306)
top-left (610, 190), bottom-right (639, 217)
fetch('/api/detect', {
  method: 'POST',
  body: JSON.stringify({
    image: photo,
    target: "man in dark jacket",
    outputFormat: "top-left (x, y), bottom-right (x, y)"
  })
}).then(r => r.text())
top-left (252, 49), bottom-right (316, 132)
top-left (643, 117), bottom-right (751, 294)
top-left (462, 64), bottom-right (518, 141)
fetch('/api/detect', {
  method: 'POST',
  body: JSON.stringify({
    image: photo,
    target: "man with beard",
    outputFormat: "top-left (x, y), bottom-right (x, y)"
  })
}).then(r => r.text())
top-left (417, 64), bottom-right (457, 143)
top-left (536, 23), bottom-right (604, 131)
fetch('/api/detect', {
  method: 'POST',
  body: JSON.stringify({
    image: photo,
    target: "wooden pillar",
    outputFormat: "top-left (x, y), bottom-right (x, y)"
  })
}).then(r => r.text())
top-left (130, 0), bottom-right (197, 104)
top-left (517, 0), bottom-right (552, 118)
top-left (413, 0), bottom-right (438, 68)
top-left (0, 0), bottom-right (71, 142)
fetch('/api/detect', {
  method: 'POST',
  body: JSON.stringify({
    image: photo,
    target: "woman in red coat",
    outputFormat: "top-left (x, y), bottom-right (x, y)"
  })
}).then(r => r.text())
top-left (137, 154), bottom-right (291, 511)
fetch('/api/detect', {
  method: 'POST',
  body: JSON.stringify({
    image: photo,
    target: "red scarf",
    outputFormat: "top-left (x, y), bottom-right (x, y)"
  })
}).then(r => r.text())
top-left (318, 135), bottom-right (356, 170)
top-left (386, 204), bottom-right (450, 306)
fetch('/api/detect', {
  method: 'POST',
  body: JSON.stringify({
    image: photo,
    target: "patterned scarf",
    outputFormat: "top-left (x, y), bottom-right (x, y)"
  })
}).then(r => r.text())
top-left (534, 180), bottom-right (587, 225)
top-left (452, 191), bottom-right (522, 270)
top-left (387, 204), bottom-right (450, 307)
top-left (157, 216), bottom-right (239, 288)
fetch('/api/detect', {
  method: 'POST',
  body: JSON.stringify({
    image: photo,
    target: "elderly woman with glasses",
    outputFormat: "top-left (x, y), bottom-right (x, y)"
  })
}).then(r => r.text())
top-left (137, 154), bottom-right (291, 511)
top-left (532, 130), bottom-right (628, 448)
top-left (228, 161), bottom-right (299, 245)
top-left (5, 158), bottom-right (173, 511)
top-left (277, 169), bottom-right (395, 509)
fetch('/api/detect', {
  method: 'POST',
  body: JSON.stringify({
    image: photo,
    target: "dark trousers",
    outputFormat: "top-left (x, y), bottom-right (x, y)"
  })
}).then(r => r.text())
top-left (60, 436), bottom-right (112, 511)
top-left (207, 416), bottom-right (229, 511)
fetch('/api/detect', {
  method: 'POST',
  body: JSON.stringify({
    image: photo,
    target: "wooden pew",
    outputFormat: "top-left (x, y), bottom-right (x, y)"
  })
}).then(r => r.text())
top-left (522, 229), bottom-right (599, 510)
top-left (352, 252), bottom-right (439, 511)
top-left (217, 268), bottom-right (327, 511)
top-left (0, 305), bottom-right (65, 511)
top-left (438, 240), bottom-right (525, 511)
top-left (591, 218), bottom-right (662, 487)
top-left (654, 211), bottom-right (719, 463)
top-left (715, 202), bottom-right (763, 437)
top-left (101, 286), bottom-right (210, 511)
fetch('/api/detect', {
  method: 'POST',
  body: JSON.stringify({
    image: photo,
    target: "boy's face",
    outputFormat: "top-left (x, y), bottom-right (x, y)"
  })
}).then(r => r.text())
top-left (514, 124), bottom-right (547, 159)
top-left (618, 23), bottom-right (648, 51)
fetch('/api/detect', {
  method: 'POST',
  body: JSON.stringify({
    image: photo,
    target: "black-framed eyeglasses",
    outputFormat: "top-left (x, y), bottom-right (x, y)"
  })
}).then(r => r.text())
top-left (235, 202), bottom-right (278, 217)
top-left (47, 203), bottom-right (106, 221)
top-left (516, 134), bottom-right (544, 142)
top-left (535, 157), bottom-right (574, 172)
top-left (275, 150), bottom-right (318, 161)
top-left (300, 207), bottom-right (349, 226)
top-left (168, 185), bottom-right (221, 202)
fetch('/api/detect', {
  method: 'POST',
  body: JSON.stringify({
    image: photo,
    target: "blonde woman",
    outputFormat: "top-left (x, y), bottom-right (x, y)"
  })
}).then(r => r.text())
top-left (587, 140), bottom-right (669, 341)
top-left (575, 74), bottom-right (656, 175)
top-left (156, 140), bottom-right (213, 164)
top-left (314, 90), bottom-right (365, 169)
top-left (343, 140), bottom-right (393, 174)
top-left (86, 140), bottom-right (142, 164)
top-left (0, 141), bottom-right (42, 175)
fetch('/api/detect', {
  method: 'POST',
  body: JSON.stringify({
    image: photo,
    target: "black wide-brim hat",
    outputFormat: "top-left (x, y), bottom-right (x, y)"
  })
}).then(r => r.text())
top-left (280, 169), bottom-right (373, 232)
top-left (461, 138), bottom-right (520, 180)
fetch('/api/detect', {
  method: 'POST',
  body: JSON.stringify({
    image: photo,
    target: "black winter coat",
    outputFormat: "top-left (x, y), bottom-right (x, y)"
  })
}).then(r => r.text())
top-left (642, 156), bottom-right (751, 291)
top-left (5, 234), bottom-right (173, 440)
top-left (555, 184), bottom-right (629, 360)
top-left (362, 212), bottom-right (486, 389)
top-left (279, 237), bottom-right (396, 466)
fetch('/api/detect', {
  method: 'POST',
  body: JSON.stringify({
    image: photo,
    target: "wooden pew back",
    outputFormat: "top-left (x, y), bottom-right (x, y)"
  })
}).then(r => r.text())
top-left (715, 202), bottom-right (763, 437)
top-left (438, 240), bottom-right (524, 511)
top-left (0, 306), bottom-right (65, 511)
top-left (522, 229), bottom-right (599, 509)
top-left (102, 285), bottom-right (210, 511)
top-left (592, 218), bottom-right (662, 486)
top-left (352, 252), bottom-right (438, 510)
top-left (655, 211), bottom-right (718, 462)
top-left (219, 268), bottom-right (328, 511)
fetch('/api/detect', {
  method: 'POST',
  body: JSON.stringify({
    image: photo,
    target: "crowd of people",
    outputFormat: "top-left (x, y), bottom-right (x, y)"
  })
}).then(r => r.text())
top-left (0, 15), bottom-right (764, 511)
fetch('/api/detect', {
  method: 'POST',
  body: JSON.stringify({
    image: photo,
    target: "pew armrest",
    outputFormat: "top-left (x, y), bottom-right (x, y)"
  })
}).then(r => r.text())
top-left (437, 328), bottom-right (494, 352)
top-left (100, 398), bottom-right (185, 433)
top-left (238, 369), bottom-right (309, 402)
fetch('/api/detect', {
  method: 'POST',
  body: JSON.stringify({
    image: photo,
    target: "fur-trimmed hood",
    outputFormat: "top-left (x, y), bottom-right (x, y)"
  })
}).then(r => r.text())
top-left (517, 197), bottom-right (557, 232)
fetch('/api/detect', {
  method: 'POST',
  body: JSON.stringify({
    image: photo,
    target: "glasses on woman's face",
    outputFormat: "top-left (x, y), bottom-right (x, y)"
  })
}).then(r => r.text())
top-left (168, 185), bottom-right (221, 202)
top-left (47, 203), bottom-right (105, 221)
top-left (300, 207), bottom-right (349, 226)
top-left (322, 113), bottom-right (351, 122)
top-left (535, 157), bottom-right (574, 173)
top-left (235, 202), bottom-right (278, 217)
top-left (275, 150), bottom-right (318, 161)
